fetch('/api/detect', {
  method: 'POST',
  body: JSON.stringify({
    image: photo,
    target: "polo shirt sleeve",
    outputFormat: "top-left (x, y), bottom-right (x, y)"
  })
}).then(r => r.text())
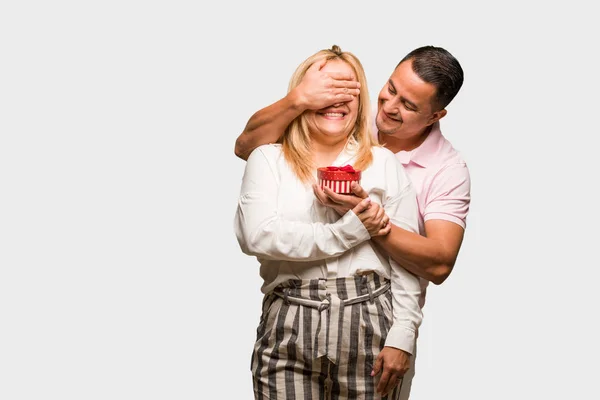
top-left (423, 163), bottom-right (471, 228)
top-left (234, 146), bottom-right (371, 262)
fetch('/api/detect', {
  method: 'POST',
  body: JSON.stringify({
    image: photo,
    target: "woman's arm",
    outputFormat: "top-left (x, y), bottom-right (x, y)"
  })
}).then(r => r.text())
top-left (234, 146), bottom-right (374, 261)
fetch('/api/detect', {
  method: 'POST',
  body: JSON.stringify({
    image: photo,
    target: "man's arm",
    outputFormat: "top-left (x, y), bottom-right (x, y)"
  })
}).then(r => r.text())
top-left (314, 183), bottom-right (466, 285)
top-left (234, 92), bottom-right (304, 161)
top-left (372, 220), bottom-right (465, 285)
top-left (372, 163), bottom-right (470, 284)
top-left (234, 60), bottom-right (360, 160)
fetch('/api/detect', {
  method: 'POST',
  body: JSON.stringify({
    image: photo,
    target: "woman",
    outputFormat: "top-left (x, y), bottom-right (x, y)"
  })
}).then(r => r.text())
top-left (234, 45), bottom-right (422, 399)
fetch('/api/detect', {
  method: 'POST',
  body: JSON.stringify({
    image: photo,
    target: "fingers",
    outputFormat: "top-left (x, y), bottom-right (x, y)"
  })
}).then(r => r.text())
top-left (374, 222), bottom-right (392, 237)
top-left (336, 87), bottom-right (360, 96)
top-left (308, 61), bottom-right (359, 91)
top-left (321, 186), bottom-right (346, 205)
top-left (372, 353), bottom-right (402, 395)
top-left (301, 63), bottom-right (360, 110)
top-left (333, 94), bottom-right (356, 104)
top-left (374, 348), bottom-right (410, 395)
top-left (323, 186), bottom-right (363, 207)
top-left (356, 201), bottom-right (386, 237)
top-left (352, 197), bottom-right (371, 215)
top-left (382, 214), bottom-right (390, 228)
top-left (372, 211), bottom-right (391, 237)
top-left (371, 355), bottom-right (383, 377)
top-left (331, 84), bottom-right (360, 96)
top-left (315, 184), bottom-right (349, 207)
top-left (375, 206), bottom-right (385, 224)
top-left (378, 374), bottom-right (402, 396)
top-left (372, 205), bottom-right (385, 226)
top-left (330, 87), bottom-right (360, 104)
top-left (350, 182), bottom-right (369, 199)
top-left (375, 357), bottom-right (402, 395)
top-left (315, 184), bottom-right (362, 216)
top-left (328, 71), bottom-right (361, 88)
top-left (312, 184), bottom-right (329, 205)
top-left (327, 75), bottom-right (360, 100)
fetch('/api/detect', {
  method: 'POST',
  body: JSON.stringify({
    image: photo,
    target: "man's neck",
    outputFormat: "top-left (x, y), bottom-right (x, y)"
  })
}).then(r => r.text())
top-left (377, 125), bottom-right (432, 154)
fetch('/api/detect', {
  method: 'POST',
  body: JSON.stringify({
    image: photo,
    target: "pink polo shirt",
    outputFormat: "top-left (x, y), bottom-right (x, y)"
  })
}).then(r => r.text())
top-left (373, 120), bottom-right (471, 307)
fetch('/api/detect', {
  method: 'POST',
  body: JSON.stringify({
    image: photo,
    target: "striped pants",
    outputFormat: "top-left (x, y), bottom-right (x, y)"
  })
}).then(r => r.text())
top-left (251, 274), bottom-right (405, 399)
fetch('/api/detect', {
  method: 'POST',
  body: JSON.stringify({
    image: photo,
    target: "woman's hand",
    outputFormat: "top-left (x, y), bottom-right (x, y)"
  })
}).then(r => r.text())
top-left (351, 197), bottom-right (391, 237)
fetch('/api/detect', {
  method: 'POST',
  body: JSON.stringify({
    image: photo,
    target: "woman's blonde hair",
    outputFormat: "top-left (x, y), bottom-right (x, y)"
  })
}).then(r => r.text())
top-left (281, 45), bottom-right (375, 183)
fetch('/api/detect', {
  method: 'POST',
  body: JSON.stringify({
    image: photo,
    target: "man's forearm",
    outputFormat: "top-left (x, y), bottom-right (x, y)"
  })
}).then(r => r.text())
top-left (372, 225), bottom-right (457, 285)
top-left (234, 90), bottom-right (306, 161)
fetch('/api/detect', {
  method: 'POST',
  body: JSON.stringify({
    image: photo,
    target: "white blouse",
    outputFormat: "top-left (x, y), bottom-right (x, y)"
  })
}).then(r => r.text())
top-left (234, 143), bottom-right (422, 354)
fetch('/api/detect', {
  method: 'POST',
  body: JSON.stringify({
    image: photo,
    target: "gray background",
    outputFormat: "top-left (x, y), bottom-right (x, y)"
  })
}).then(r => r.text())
top-left (1, 1), bottom-right (598, 399)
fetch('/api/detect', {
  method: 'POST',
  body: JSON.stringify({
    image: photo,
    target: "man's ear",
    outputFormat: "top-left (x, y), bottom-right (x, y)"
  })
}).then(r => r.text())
top-left (428, 108), bottom-right (447, 125)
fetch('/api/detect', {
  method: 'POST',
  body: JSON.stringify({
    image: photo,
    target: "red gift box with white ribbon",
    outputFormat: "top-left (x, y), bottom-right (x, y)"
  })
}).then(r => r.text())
top-left (317, 165), bottom-right (361, 194)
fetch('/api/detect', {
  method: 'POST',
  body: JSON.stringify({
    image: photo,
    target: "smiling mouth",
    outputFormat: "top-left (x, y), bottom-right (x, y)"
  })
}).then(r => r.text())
top-left (320, 112), bottom-right (347, 119)
top-left (381, 111), bottom-right (401, 123)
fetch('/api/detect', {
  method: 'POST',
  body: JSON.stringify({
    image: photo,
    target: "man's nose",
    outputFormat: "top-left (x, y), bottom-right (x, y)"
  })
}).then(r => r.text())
top-left (382, 100), bottom-right (399, 116)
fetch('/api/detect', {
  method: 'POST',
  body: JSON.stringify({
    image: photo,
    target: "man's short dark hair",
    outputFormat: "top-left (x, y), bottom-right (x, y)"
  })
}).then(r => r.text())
top-left (399, 46), bottom-right (464, 110)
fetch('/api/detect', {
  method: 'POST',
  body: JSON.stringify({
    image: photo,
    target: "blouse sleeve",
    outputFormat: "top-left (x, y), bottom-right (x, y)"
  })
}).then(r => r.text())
top-left (234, 146), bottom-right (371, 262)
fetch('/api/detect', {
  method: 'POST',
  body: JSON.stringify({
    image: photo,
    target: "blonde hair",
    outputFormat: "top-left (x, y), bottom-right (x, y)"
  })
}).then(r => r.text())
top-left (281, 45), bottom-right (375, 183)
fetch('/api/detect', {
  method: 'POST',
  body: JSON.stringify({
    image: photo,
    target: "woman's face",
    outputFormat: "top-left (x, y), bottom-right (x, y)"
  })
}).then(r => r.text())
top-left (305, 60), bottom-right (359, 141)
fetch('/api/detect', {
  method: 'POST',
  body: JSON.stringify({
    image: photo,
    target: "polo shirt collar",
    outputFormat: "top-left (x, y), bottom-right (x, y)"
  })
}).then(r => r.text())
top-left (397, 122), bottom-right (442, 167)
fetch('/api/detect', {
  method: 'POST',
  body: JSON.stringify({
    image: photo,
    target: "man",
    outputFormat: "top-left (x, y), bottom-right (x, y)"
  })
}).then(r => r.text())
top-left (234, 45), bottom-right (471, 399)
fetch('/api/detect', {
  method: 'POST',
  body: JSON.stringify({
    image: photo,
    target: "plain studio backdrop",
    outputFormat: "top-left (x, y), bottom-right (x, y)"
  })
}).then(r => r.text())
top-left (1, 1), bottom-right (598, 399)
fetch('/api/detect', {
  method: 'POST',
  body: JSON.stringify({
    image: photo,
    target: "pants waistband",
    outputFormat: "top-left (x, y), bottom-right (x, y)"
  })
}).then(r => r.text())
top-left (272, 272), bottom-right (389, 304)
top-left (273, 278), bottom-right (390, 310)
top-left (271, 273), bottom-right (390, 364)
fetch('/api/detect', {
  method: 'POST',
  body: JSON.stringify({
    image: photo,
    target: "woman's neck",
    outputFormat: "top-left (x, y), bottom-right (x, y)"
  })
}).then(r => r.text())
top-left (311, 136), bottom-right (348, 167)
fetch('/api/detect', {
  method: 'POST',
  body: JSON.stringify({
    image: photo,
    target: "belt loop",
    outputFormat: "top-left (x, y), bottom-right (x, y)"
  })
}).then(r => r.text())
top-left (361, 275), bottom-right (375, 303)
top-left (283, 288), bottom-right (290, 305)
top-left (318, 293), bottom-right (331, 312)
top-left (366, 279), bottom-right (374, 304)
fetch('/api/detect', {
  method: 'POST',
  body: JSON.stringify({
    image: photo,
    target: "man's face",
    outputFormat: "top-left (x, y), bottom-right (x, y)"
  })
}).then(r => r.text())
top-left (376, 59), bottom-right (441, 139)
